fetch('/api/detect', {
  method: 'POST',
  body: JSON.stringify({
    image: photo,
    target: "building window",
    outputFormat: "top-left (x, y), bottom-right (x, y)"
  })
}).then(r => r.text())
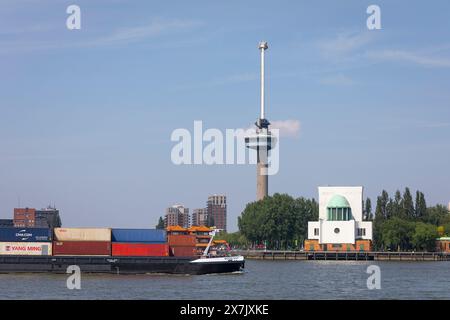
top-left (357, 228), bottom-right (366, 236)
top-left (314, 228), bottom-right (319, 236)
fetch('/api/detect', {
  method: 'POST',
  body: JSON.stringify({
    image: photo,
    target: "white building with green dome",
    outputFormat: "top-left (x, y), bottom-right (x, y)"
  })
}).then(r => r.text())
top-left (307, 186), bottom-right (372, 249)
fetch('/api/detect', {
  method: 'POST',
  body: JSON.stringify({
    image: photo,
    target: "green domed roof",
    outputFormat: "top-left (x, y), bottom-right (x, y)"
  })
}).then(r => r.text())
top-left (327, 195), bottom-right (350, 208)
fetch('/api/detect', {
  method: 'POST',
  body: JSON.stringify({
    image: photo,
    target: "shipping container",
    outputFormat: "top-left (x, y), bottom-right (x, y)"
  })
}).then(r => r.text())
top-left (52, 241), bottom-right (111, 256)
top-left (0, 242), bottom-right (52, 255)
top-left (54, 228), bottom-right (111, 242)
top-left (167, 235), bottom-right (196, 246)
top-left (112, 243), bottom-right (169, 257)
top-left (111, 229), bottom-right (166, 243)
top-left (170, 246), bottom-right (196, 257)
top-left (0, 228), bottom-right (52, 242)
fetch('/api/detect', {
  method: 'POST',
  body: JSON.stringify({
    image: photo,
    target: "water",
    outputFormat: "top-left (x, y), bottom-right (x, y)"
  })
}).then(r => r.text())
top-left (0, 260), bottom-right (448, 299)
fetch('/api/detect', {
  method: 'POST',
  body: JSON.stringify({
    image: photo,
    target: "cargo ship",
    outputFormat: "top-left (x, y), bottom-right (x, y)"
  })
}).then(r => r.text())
top-left (0, 227), bottom-right (244, 275)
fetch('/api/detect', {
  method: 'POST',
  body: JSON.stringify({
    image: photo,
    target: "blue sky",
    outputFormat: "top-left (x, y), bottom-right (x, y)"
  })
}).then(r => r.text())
top-left (0, 1), bottom-right (449, 231)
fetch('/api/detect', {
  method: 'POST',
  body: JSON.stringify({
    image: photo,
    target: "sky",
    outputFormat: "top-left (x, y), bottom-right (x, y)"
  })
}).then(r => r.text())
top-left (0, 1), bottom-right (449, 231)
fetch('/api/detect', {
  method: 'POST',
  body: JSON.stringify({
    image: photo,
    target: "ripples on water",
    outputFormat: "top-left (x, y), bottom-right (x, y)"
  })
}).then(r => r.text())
top-left (0, 260), bottom-right (448, 299)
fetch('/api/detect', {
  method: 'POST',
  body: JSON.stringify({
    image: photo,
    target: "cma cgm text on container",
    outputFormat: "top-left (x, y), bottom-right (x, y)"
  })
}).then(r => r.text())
top-left (0, 242), bottom-right (52, 255)
top-left (0, 228), bottom-right (52, 242)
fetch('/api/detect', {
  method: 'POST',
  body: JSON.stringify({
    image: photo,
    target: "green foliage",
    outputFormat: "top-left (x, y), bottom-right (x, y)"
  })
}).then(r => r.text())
top-left (423, 205), bottom-right (450, 226)
top-left (375, 190), bottom-right (389, 220)
top-left (364, 198), bottom-right (373, 221)
top-left (412, 223), bottom-right (438, 251)
top-left (155, 216), bottom-right (165, 229)
top-left (402, 187), bottom-right (415, 219)
top-left (381, 217), bottom-right (415, 251)
top-left (215, 232), bottom-right (248, 248)
top-left (415, 191), bottom-right (427, 219)
top-left (443, 222), bottom-right (450, 237)
top-left (373, 188), bottom-right (449, 251)
top-left (238, 193), bottom-right (318, 250)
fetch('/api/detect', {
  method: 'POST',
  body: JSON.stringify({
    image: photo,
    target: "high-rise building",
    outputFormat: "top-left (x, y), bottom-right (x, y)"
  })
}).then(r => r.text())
top-left (207, 195), bottom-right (227, 232)
top-left (35, 206), bottom-right (62, 228)
top-left (165, 205), bottom-right (190, 228)
top-left (192, 208), bottom-right (208, 226)
top-left (13, 208), bottom-right (36, 227)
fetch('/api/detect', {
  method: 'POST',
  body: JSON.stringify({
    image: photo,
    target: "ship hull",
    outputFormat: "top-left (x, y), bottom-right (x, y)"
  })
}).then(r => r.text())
top-left (0, 255), bottom-right (244, 275)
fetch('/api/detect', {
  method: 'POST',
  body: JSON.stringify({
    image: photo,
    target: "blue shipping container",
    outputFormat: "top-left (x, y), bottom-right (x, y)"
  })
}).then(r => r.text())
top-left (0, 228), bottom-right (53, 242)
top-left (111, 229), bottom-right (166, 243)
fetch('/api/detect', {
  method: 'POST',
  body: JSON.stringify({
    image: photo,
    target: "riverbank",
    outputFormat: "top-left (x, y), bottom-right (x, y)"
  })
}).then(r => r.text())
top-left (233, 250), bottom-right (450, 261)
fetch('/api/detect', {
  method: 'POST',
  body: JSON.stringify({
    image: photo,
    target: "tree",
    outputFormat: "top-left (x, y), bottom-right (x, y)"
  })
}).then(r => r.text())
top-left (373, 190), bottom-right (390, 250)
top-left (381, 217), bottom-right (415, 251)
top-left (155, 216), bottom-right (165, 229)
top-left (402, 187), bottom-right (415, 220)
top-left (375, 190), bottom-right (389, 220)
top-left (391, 190), bottom-right (403, 219)
top-left (424, 205), bottom-right (450, 226)
top-left (415, 191), bottom-right (427, 220)
top-left (443, 222), bottom-right (450, 237)
top-left (364, 198), bottom-right (373, 221)
top-left (215, 231), bottom-right (248, 249)
top-left (412, 223), bottom-right (438, 251)
top-left (238, 193), bottom-right (318, 250)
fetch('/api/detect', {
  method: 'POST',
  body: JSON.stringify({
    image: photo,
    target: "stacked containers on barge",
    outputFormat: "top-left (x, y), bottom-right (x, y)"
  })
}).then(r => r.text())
top-left (111, 229), bottom-right (169, 257)
top-left (167, 226), bottom-right (197, 257)
top-left (53, 228), bottom-right (111, 256)
top-left (0, 228), bottom-right (53, 256)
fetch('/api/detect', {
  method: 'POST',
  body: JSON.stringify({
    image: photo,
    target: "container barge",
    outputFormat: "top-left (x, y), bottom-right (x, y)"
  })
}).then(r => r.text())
top-left (0, 227), bottom-right (244, 275)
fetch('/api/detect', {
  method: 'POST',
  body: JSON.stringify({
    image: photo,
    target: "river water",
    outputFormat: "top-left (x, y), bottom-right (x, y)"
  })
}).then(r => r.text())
top-left (0, 260), bottom-right (448, 299)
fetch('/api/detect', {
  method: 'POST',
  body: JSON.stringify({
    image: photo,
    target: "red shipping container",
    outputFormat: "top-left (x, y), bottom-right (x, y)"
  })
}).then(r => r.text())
top-left (167, 235), bottom-right (196, 246)
top-left (112, 243), bottom-right (169, 257)
top-left (53, 241), bottom-right (111, 256)
top-left (170, 246), bottom-right (196, 257)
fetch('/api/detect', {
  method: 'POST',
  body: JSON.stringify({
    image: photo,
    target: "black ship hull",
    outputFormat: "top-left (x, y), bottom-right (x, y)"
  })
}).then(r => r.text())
top-left (0, 255), bottom-right (245, 275)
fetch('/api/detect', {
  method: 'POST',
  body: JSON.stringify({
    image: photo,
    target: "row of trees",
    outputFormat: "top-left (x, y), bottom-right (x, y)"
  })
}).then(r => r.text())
top-left (372, 188), bottom-right (450, 251)
top-left (219, 188), bottom-right (450, 251)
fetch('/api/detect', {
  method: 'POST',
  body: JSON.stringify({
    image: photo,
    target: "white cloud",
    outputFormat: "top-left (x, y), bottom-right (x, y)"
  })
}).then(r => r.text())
top-left (0, 18), bottom-right (203, 54)
top-left (270, 120), bottom-right (301, 138)
top-left (367, 49), bottom-right (450, 68)
top-left (94, 18), bottom-right (203, 46)
top-left (317, 31), bottom-right (373, 58)
top-left (319, 74), bottom-right (355, 86)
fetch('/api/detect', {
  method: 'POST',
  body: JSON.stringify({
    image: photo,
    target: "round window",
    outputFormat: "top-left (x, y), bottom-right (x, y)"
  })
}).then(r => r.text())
top-left (334, 228), bottom-right (340, 234)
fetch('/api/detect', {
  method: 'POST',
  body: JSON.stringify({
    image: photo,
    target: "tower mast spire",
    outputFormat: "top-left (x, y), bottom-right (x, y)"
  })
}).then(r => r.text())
top-left (259, 41), bottom-right (268, 120)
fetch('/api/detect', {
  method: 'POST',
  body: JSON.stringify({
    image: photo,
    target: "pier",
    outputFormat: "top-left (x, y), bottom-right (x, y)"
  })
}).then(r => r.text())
top-left (233, 250), bottom-right (450, 261)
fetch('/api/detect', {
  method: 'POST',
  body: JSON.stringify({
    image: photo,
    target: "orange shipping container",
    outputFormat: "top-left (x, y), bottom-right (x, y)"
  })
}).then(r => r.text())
top-left (168, 235), bottom-right (196, 246)
top-left (170, 246), bottom-right (196, 257)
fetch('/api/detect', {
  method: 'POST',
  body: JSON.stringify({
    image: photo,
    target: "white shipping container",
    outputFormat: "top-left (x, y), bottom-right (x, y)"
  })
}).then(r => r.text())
top-left (54, 228), bottom-right (112, 242)
top-left (0, 242), bottom-right (53, 256)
